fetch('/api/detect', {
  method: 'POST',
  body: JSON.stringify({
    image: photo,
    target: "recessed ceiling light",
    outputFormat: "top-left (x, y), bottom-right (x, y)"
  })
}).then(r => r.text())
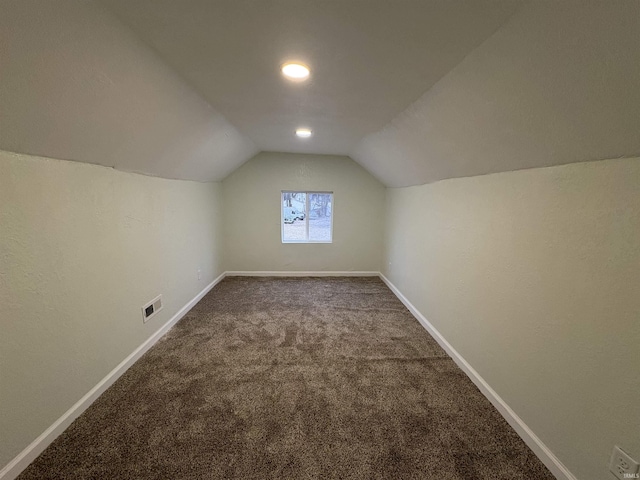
top-left (282, 63), bottom-right (310, 80)
top-left (295, 128), bottom-right (312, 138)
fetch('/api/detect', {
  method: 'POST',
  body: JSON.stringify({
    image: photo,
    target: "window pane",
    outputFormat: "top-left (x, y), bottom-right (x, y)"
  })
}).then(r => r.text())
top-left (282, 192), bottom-right (306, 242)
top-left (309, 193), bottom-right (332, 242)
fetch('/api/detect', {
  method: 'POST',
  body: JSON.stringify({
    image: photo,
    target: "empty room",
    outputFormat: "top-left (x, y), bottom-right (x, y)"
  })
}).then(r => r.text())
top-left (1, 1), bottom-right (638, 479)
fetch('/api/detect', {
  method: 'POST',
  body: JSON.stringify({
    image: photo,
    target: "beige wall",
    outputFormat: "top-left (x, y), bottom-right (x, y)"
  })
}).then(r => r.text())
top-left (383, 157), bottom-right (640, 480)
top-left (222, 152), bottom-right (384, 272)
top-left (3, 150), bottom-right (638, 479)
top-left (0, 150), bottom-right (224, 467)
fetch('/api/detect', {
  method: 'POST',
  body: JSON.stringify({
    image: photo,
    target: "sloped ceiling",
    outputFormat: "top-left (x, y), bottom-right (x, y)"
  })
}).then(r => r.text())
top-left (100, 0), bottom-right (521, 157)
top-left (0, 0), bottom-right (258, 182)
top-left (1, 1), bottom-right (638, 186)
top-left (353, 1), bottom-right (640, 186)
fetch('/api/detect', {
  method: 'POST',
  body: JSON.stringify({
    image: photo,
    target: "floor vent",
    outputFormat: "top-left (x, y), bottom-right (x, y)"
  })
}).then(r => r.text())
top-left (142, 295), bottom-right (163, 323)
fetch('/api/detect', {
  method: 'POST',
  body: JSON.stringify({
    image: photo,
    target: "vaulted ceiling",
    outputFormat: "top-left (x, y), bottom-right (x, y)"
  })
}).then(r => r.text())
top-left (101, 0), bottom-right (521, 156)
top-left (1, 0), bottom-right (638, 186)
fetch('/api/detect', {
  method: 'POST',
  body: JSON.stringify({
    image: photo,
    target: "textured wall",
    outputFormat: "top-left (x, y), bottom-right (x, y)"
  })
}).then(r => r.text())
top-left (222, 152), bottom-right (384, 272)
top-left (353, 1), bottom-right (640, 187)
top-left (383, 157), bottom-right (640, 480)
top-left (0, 150), bottom-right (224, 467)
top-left (0, 0), bottom-right (257, 181)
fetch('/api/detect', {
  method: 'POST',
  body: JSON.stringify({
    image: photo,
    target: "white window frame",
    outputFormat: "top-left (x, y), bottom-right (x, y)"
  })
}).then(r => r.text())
top-left (281, 191), bottom-right (334, 244)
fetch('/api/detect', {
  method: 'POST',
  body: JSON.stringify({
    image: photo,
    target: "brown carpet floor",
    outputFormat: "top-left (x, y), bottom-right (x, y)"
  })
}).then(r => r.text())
top-left (19, 277), bottom-right (554, 479)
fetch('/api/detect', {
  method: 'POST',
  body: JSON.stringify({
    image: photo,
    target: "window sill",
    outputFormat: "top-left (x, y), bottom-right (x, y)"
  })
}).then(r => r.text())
top-left (281, 240), bottom-right (333, 244)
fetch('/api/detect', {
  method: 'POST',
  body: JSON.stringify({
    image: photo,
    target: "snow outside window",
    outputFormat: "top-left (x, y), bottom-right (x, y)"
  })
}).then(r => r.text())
top-left (281, 191), bottom-right (333, 243)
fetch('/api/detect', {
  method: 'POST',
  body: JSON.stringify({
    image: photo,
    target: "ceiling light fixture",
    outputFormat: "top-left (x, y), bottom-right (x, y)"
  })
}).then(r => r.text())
top-left (282, 63), bottom-right (310, 80)
top-left (295, 128), bottom-right (312, 138)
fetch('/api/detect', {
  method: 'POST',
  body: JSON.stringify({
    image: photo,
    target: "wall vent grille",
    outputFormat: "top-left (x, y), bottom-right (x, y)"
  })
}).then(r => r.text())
top-left (142, 295), bottom-right (163, 323)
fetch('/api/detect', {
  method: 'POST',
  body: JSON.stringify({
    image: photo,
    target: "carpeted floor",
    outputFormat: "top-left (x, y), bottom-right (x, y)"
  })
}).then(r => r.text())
top-left (19, 277), bottom-right (554, 479)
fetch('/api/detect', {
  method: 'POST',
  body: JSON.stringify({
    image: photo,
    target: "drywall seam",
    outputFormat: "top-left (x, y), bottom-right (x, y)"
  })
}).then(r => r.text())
top-left (225, 271), bottom-right (379, 277)
top-left (0, 272), bottom-right (227, 480)
top-left (379, 273), bottom-right (578, 480)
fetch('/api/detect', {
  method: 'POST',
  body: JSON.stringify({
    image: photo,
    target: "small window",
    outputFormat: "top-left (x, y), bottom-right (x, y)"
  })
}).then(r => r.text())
top-left (282, 191), bottom-right (333, 243)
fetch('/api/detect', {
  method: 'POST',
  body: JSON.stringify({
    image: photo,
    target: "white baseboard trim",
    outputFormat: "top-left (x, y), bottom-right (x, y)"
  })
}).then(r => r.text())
top-left (0, 272), bottom-right (226, 480)
top-left (378, 273), bottom-right (577, 480)
top-left (2, 271), bottom-right (575, 480)
top-left (225, 270), bottom-right (379, 277)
